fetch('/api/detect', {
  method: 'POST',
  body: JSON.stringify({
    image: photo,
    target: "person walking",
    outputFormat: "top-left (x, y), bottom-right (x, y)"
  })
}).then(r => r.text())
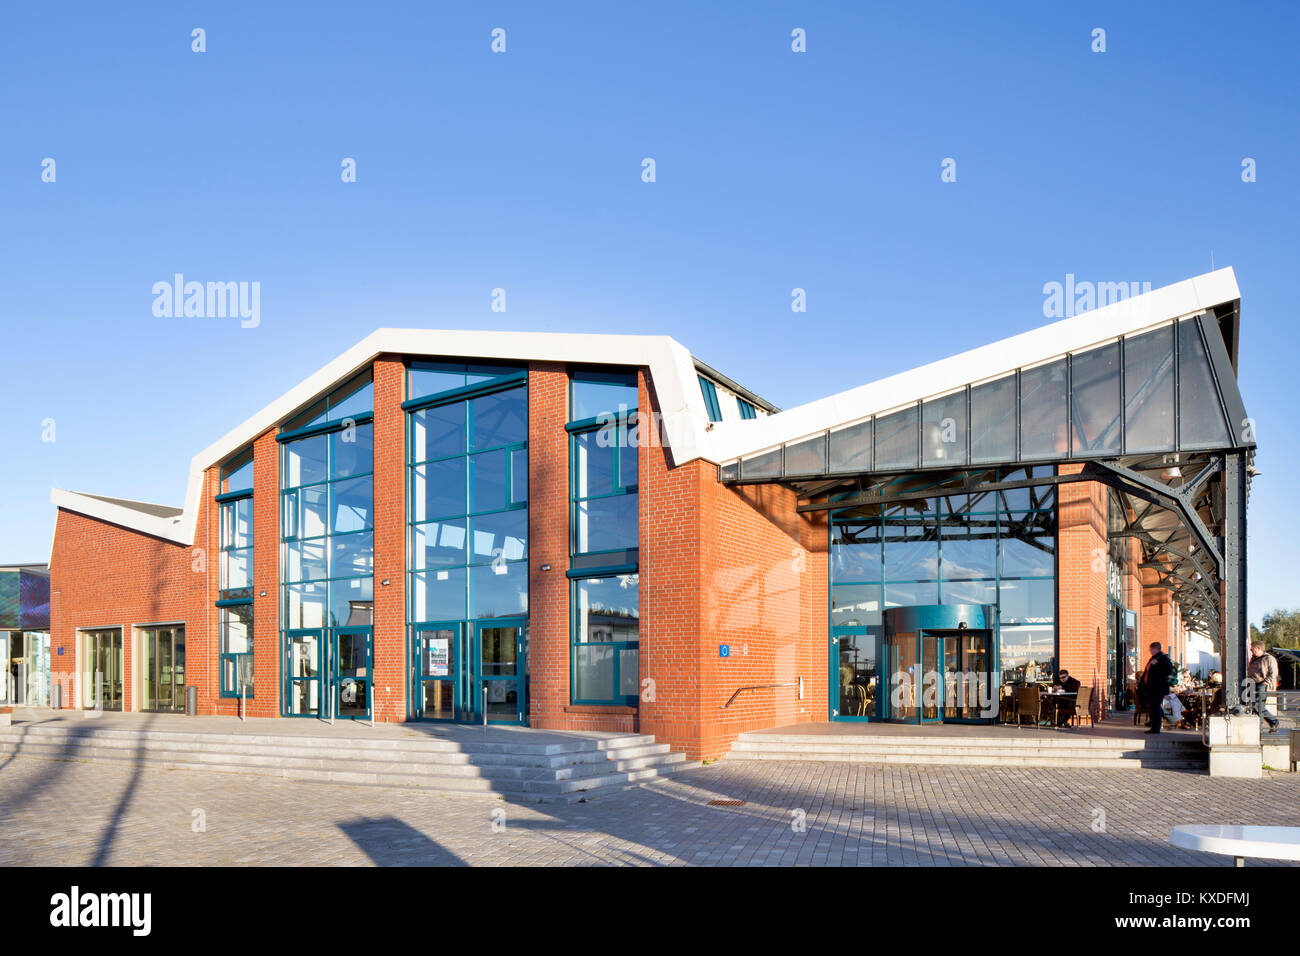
top-left (1138, 642), bottom-right (1174, 734)
top-left (1247, 641), bottom-right (1280, 733)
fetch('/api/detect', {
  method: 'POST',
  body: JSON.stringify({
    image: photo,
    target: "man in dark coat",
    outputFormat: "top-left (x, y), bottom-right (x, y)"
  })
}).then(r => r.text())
top-left (1138, 642), bottom-right (1174, 734)
top-left (1054, 669), bottom-right (1081, 726)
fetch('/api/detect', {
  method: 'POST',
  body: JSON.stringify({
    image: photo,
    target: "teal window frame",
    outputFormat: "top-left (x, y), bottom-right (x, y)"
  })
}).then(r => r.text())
top-left (569, 570), bottom-right (639, 706)
top-left (736, 398), bottom-right (758, 420)
top-left (568, 369), bottom-right (640, 705)
top-left (217, 449), bottom-right (254, 697)
top-left (827, 465), bottom-right (1059, 720)
top-left (218, 600), bottom-right (254, 698)
top-left (405, 364), bottom-right (529, 629)
top-left (698, 375), bottom-right (723, 422)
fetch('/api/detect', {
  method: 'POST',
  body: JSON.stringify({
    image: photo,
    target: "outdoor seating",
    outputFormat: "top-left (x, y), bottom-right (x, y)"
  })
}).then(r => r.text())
top-left (1013, 685), bottom-right (1042, 729)
top-left (1071, 686), bottom-right (1092, 729)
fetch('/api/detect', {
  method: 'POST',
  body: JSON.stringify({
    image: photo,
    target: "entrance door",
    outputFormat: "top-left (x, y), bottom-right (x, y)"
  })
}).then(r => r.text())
top-left (332, 628), bottom-right (372, 719)
top-left (285, 629), bottom-right (322, 716)
top-left (0, 633), bottom-right (9, 705)
top-left (143, 626), bottom-right (186, 712)
top-left (475, 621), bottom-right (524, 724)
top-left (411, 620), bottom-right (525, 724)
top-left (84, 629), bottom-right (123, 711)
top-left (940, 630), bottom-right (992, 720)
top-left (415, 623), bottom-right (464, 720)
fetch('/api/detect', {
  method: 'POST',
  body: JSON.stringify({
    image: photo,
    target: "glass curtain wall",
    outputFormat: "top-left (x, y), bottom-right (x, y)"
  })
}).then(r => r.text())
top-left (406, 361), bottom-right (529, 723)
top-left (217, 452), bottom-right (254, 697)
top-left (830, 466), bottom-right (1057, 718)
top-left (280, 372), bottom-right (375, 716)
top-left (730, 314), bottom-right (1236, 482)
top-left (570, 370), bottom-right (639, 705)
top-left (407, 363), bottom-right (529, 625)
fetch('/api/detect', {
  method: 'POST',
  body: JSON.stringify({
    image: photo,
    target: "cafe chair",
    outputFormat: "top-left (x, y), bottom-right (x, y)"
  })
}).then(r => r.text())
top-left (1013, 685), bottom-right (1042, 729)
top-left (1071, 686), bottom-right (1093, 729)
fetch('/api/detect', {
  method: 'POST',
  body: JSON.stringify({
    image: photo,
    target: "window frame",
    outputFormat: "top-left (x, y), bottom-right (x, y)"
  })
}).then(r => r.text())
top-left (569, 571), bottom-right (640, 707)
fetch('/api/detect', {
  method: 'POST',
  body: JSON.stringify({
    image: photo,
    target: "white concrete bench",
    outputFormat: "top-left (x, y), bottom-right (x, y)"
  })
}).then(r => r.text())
top-left (1170, 824), bottom-right (1300, 866)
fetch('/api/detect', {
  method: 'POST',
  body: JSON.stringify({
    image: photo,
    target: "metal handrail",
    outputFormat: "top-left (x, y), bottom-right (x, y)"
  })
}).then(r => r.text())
top-left (721, 677), bottom-right (804, 710)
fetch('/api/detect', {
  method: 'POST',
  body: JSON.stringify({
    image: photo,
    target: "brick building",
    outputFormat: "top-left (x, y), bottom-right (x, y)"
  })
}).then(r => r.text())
top-left (44, 270), bottom-right (1253, 759)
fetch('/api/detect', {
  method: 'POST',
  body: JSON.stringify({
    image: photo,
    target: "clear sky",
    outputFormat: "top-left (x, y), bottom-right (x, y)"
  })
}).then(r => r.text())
top-left (1, 2), bottom-right (1296, 625)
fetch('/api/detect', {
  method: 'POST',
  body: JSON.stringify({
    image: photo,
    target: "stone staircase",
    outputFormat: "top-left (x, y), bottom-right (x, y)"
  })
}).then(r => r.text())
top-left (727, 729), bottom-right (1209, 771)
top-left (0, 721), bottom-right (698, 802)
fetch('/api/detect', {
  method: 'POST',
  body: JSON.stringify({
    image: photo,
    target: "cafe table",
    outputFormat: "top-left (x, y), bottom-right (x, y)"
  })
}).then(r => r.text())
top-left (1039, 689), bottom-right (1078, 729)
top-left (1170, 825), bottom-right (1300, 866)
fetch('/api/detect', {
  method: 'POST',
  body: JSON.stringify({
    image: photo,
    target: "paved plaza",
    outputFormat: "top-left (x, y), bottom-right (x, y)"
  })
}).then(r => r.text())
top-left (1, 751), bottom-right (1297, 866)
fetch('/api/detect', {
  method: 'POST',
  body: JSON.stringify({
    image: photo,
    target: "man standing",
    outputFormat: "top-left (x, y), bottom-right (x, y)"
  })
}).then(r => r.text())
top-left (1247, 641), bottom-right (1280, 733)
top-left (1138, 642), bottom-right (1174, 734)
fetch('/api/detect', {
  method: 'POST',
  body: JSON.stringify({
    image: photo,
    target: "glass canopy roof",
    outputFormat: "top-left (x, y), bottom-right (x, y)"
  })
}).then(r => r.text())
top-left (720, 310), bottom-right (1250, 483)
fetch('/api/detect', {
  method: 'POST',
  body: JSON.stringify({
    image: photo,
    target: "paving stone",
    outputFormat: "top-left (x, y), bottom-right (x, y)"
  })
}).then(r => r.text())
top-left (1, 754), bottom-right (1297, 866)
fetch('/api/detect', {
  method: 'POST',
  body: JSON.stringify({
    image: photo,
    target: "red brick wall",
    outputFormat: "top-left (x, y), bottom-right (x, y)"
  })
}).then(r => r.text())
top-left (372, 356), bottom-right (407, 723)
top-left (526, 362), bottom-right (638, 734)
top-left (49, 508), bottom-right (206, 711)
top-left (1056, 464), bottom-right (1110, 719)
top-left (639, 371), bottom-right (828, 760)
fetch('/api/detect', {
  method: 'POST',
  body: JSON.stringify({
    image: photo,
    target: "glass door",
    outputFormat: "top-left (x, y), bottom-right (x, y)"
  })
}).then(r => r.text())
top-left (414, 623), bottom-right (465, 721)
top-left (332, 627), bottom-right (372, 719)
top-left (832, 629), bottom-right (879, 719)
top-left (285, 628), bottom-right (322, 716)
top-left (473, 620), bottom-right (525, 724)
top-left (0, 633), bottom-right (10, 705)
top-left (85, 629), bottom-right (123, 711)
top-left (142, 627), bottom-right (186, 712)
top-left (940, 630), bottom-right (992, 721)
top-left (920, 631), bottom-right (942, 722)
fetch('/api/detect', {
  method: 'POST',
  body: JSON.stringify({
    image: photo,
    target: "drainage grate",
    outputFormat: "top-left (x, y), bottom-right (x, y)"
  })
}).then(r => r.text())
top-left (707, 799), bottom-right (746, 807)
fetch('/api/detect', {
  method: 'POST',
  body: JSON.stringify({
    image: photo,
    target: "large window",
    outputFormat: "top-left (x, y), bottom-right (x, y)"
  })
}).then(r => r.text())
top-left (830, 466), bottom-right (1057, 691)
top-left (217, 449), bottom-right (253, 696)
top-left (407, 362), bottom-right (528, 624)
top-left (280, 372), bottom-right (375, 631)
top-left (570, 369), bottom-right (639, 704)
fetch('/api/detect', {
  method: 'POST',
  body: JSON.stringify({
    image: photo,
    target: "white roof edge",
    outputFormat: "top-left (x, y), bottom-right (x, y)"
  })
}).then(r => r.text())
top-left (710, 267), bottom-right (1241, 463)
top-left (50, 488), bottom-right (190, 546)
top-left (61, 329), bottom-right (715, 545)
top-left (49, 269), bottom-right (1241, 545)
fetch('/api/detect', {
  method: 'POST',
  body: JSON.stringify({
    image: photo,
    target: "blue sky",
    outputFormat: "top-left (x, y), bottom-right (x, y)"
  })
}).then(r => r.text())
top-left (1, 1), bottom-right (1296, 625)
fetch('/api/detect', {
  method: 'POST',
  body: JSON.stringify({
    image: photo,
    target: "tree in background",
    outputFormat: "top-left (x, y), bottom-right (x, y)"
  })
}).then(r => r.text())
top-left (1254, 609), bottom-right (1300, 650)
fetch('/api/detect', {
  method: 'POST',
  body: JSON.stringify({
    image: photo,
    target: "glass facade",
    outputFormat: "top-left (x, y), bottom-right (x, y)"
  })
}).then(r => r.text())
top-left (280, 372), bottom-right (375, 717)
top-left (830, 466), bottom-right (1057, 718)
top-left (737, 313), bottom-right (1237, 480)
top-left (570, 369), bottom-right (639, 705)
top-left (218, 449), bottom-right (253, 696)
top-left (407, 362), bottom-right (528, 625)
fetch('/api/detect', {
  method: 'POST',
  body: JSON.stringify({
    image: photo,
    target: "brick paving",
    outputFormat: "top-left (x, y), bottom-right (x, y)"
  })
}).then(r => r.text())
top-left (0, 753), bottom-right (1297, 866)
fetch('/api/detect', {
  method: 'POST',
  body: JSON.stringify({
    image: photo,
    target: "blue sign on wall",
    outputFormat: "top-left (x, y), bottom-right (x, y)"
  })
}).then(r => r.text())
top-left (719, 644), bottom-right (730, 658)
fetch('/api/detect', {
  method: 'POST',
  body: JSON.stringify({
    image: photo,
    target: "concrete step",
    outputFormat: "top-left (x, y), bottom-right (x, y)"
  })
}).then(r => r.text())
top-left (727, 729), bottom-right (1209, 771)
top-left (733, 733), bottom-right (1205, 752)
top-left (0, 726), bottom-right (692, 802)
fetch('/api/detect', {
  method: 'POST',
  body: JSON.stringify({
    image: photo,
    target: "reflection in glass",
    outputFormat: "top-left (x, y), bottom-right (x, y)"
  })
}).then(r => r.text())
top-left (1070, 343), bottom-right (1121, 454)
top-left (874, 406), bottom-right (918, 470)
top-left (1123, 324), bottom-right (1175, 453)
top-left (1020, 360), bottom-right (1068, 459)
top-left (970, 375), bottom-right (1017, 463)
top-left (922, 391), bottom-right (966, 467)
top-left (1177, 318), bottom-right (1233, 449)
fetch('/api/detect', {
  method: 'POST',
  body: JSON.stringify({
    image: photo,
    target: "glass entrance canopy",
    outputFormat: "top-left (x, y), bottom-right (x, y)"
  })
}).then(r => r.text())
top-left (721, 310), bottom-right (1249, 483)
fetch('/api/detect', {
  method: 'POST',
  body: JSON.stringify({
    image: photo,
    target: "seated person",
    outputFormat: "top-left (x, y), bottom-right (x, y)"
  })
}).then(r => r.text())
top-left (1053, 669), bottom-right (1081, 726)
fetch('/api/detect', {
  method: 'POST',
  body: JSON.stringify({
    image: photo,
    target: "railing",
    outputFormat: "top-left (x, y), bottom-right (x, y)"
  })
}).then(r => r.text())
top-left (721, 677), bottom-right (804, 710)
